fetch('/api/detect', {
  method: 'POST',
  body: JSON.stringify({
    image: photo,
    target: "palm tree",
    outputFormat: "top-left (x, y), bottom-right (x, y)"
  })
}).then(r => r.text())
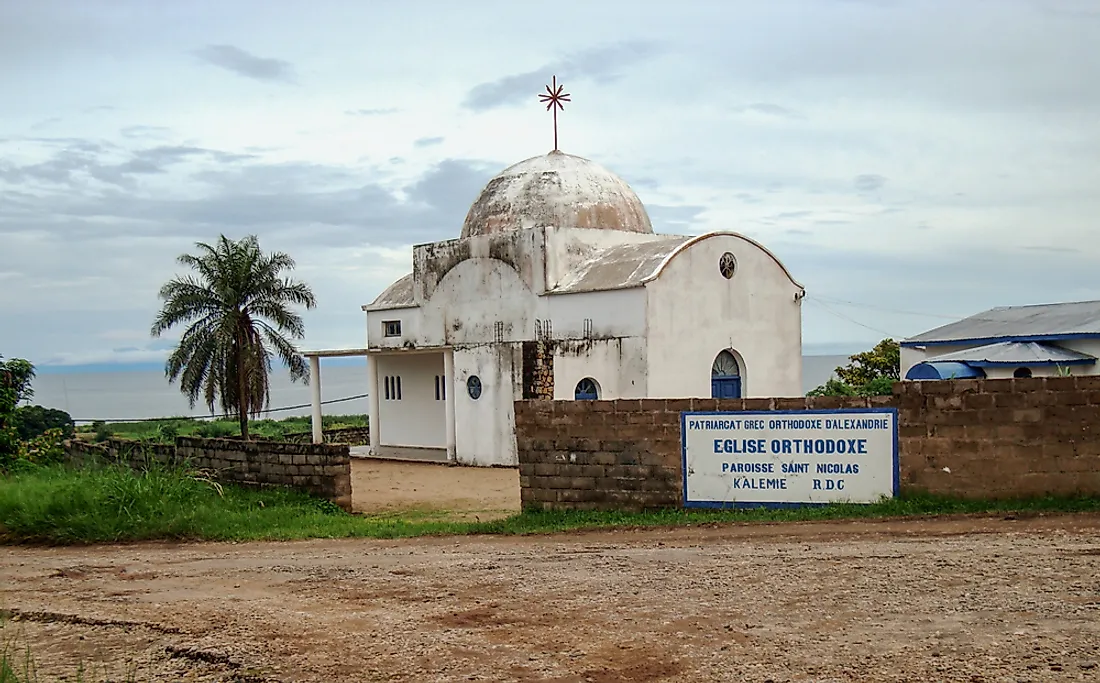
top-left (151, 235), bottom-right (317, 439)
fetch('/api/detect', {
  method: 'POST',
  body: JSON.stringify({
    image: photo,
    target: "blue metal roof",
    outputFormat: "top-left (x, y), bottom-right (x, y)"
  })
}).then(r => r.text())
top-left (905, 361), bottom-right (986, 381)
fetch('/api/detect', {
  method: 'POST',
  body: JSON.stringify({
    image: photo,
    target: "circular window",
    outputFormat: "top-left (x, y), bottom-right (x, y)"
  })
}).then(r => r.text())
top-left (719, 252), bottom-right (736, 279)
top-left (466, 375), bottom-right (482, 399)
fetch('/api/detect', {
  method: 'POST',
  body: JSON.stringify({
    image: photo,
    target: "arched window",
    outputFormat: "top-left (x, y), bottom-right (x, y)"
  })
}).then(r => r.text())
top-left (711, 350), bottom-right (742, 399)
top-left (1013, 367), bottom-right (1032, 378)
top-left (574, 378), bottom-right (600, 400)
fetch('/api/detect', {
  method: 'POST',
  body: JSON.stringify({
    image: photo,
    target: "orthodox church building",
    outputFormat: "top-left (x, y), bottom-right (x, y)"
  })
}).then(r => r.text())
top-left (330, 148), bottom-right (808, 467)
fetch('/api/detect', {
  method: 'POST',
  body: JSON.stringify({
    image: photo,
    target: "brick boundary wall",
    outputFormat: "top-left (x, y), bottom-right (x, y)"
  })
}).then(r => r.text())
top-left (514, 377), bottom-right (1100, 511)
top-left (64, 436), bottom-right (352, 511)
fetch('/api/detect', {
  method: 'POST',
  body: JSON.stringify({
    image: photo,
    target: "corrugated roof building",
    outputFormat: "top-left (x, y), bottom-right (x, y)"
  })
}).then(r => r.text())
top-left (901, 300), bottom-right (1100, 380)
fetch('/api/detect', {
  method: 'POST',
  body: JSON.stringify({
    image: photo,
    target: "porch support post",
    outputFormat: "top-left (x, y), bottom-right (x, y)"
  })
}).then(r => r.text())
top-left (444, 348), bottom-right (457, 463)
top-left (366, 352), bottom-right (381, 455)
top-left (309, 355), bottom-right (323, 444)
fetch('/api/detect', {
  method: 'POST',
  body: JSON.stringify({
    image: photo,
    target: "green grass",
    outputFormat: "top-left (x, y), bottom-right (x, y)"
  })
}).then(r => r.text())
top-left (2, 464), bottom-right (1099, 546)
top-left (74, 413), bottom-right (367, 443)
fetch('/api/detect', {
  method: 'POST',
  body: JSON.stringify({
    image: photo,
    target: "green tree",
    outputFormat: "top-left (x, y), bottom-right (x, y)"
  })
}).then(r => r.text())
top-left (834, 338), bottom-right (900, 386)
top-left (1, 355), bottom-right (37, 466)
top-left (808, 339), bottom-right (900, 397)
top-left (150, 235), bottom-right (317, 440)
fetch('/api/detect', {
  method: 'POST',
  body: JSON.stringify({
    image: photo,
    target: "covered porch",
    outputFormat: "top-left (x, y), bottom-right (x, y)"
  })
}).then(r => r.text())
top-left (301, 347), bottom-right (457, 464)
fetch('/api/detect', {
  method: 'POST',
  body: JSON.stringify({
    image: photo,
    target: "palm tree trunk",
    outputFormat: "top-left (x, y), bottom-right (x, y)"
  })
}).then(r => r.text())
top-left (236, 331), bottom-right (250, 441)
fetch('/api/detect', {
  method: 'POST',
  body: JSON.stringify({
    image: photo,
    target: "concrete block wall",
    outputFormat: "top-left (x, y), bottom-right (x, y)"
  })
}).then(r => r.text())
top-left (514, 377), bottom-right (1100, 510)
top-left (63, 436), bottom-right (353, 511)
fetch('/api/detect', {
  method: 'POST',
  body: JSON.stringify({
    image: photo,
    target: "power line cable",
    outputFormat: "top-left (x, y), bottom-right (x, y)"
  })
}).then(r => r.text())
top-left (69, 392), bottom-right (369, 424)
top-left (804, 296), bottom-right (902, 338)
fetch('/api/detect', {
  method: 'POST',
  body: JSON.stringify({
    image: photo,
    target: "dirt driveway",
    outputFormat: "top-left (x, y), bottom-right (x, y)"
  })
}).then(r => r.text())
top-left (350, 459), bottom-right (520, 517)
top-left (3, 514), bottom-right (1100, 682)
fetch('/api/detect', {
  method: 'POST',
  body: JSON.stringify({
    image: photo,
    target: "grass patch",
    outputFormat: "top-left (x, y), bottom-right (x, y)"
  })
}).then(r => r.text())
top-left (2, 464), bottom-right (1099, 546)
top-left (74, 413), bottom-right (367, 443)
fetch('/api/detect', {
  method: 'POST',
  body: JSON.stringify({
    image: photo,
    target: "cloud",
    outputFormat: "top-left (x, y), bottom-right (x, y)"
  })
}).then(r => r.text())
top-left (192, 45), bottom-right (295, 83)
top-left (646, 204), bottom-right (707, 232)
top-left (732, 103), bottom-right (802, 119)
top-left (346, 108), bottom-right (399, 117)
top-left (413, 136), bottom-right (444, 148)
top-left (120, 125), bottom-right (173, 139)
top-left (463, 41), bottom-right (664, 111)
top-left (853, 174), bottom-right (887, 193)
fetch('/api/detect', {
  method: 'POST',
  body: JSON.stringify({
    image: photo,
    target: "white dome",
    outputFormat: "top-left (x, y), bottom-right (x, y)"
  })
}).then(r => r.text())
top-left (461, 151), bottom-right (653, 239)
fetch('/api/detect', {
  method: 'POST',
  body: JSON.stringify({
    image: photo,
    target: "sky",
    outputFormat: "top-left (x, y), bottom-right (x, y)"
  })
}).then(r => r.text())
top-left (2, 0), bottom-right (1099, 368)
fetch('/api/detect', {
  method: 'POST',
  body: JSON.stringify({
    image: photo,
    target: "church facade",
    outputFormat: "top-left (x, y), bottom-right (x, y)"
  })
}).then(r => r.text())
top-left (358, 150), bottom-right (805, 467)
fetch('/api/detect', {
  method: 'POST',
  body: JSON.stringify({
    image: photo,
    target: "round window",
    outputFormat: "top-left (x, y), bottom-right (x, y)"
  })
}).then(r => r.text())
top-left (719, 252), bottom-right (737, 279)
top-left (466, 375), bottom-right (482, 399)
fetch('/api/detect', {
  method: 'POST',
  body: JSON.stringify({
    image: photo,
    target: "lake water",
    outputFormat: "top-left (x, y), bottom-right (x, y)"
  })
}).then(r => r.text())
top-left (29, 355), bottom-right (848, 423)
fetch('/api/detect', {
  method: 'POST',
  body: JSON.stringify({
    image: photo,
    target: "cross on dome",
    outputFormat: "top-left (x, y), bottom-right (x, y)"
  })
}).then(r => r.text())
top-left (538, 75), bottom-right (571, 152)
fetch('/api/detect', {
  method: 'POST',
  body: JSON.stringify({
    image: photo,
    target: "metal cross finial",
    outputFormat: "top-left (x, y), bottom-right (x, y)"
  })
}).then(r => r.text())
top-left (538, 75), bottom-right (571, 152)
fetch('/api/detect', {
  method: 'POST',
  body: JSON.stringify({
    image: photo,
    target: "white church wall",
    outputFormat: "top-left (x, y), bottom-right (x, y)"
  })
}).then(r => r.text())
top-left (365, 307), bottom-right (420, 350)
top-left (553, 337), bottom-right (648, 400)
top-left (452, 343), bottom-right (521, 467)
top-left (645, 234), bottom-right (804, 398)
top-left (545, 288), bottom-right (645, 338)
top-left (420, 258), bottom-right (542, 347)
top-left (372, 353), bottom-right (447, 449)
top-left (543, 227), bottom-right (669, 290)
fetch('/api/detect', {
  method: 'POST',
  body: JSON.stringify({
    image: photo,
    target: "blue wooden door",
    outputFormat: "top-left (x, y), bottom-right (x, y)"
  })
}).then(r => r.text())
top-left (711, 376), bottom-right (741, 399)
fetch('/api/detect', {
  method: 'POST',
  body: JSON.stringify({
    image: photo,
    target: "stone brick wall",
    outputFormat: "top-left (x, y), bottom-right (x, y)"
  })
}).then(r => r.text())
top-left (63, 436), bottom-right (352, 510)
top-left (514, 377), bottom-right (1100, 510)
top-left (522, 340), bottom-right (555, 400)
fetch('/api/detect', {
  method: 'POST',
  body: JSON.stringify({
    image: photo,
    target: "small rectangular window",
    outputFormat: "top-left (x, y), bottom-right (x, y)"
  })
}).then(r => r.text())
top-left (434, 375), bottom-right (440, 400)
top-left (396, 376), bottom-right (402, 400)
top-left (384, 376), bottom-right (391, 400)
top-left (441, 375), bottom-right (446, 400)
top-left (383, 320), bottom-right (401, 337)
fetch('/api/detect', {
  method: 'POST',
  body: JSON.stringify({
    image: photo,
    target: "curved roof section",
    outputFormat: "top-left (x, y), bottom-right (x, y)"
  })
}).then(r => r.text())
top-left (461, 151), bottom-right (653, 239)
top-left (926, 341), bottom-right (1096, 366)
top-left (551, 238), bottom-right (690, 294)
top-left (366, 273), bottom-right (415, 310)
top-left (642, 231), bottom-right (804, 290)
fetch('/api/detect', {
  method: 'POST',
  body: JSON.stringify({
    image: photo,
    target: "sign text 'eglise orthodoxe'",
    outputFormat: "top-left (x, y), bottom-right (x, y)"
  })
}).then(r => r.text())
top-left (681, 409), bottom-right (899, 507)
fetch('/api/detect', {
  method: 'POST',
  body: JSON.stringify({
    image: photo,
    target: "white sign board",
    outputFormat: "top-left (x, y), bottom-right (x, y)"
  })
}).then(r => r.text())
top-left (681, 409), bottom-right (898, 507)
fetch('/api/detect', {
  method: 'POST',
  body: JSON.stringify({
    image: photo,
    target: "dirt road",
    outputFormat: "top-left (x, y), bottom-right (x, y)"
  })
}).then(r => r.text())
top-left (2, 514), bottom-right (1099, 681)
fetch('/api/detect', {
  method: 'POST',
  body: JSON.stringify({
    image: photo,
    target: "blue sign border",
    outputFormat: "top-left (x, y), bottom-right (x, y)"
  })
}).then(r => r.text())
top-left (680, 408), bottom-right (900, 509)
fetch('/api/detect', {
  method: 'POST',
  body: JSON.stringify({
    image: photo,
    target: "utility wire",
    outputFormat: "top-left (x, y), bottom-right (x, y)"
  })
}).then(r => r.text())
top-left (70, 393), bottom-right (370, 424)
top-left (804, 296), bottom-right (902, 338)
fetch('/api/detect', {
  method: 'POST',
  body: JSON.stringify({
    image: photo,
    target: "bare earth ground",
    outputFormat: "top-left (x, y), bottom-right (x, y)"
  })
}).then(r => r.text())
top-left (350, 459), bottom-right (520, 519)
top-left (2, 511), bottom-right (1100, 682)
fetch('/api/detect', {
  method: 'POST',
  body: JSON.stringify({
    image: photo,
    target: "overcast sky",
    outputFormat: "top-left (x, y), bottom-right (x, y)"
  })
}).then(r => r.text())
top-left (2, 0), bottom-right (1099, 367)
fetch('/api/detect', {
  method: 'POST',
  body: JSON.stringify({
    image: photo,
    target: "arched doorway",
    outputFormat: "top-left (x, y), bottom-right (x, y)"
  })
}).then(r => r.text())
top-left (711, 350), bottom-right (742, 399)
top-left (574, 377), bottom-right (600, 400)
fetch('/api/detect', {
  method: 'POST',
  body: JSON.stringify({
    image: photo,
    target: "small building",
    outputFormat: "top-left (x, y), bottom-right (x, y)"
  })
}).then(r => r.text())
top-left (308, 150), bottom-right (806, 466)
top-left (901, 300), bottom-right (1100, 381)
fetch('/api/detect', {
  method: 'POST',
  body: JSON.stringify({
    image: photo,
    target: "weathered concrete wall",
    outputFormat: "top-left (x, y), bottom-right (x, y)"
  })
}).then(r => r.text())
top-left (64, 436), bottom-right (352, 511)
top-left (645, 233), bottom-right (804, 399)
top-left (515, 376), bottom-right (1100, 511)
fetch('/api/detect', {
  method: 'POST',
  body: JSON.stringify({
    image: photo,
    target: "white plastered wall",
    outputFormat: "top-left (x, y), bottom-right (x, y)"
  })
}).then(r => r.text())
top-left (645, 233), bottom-right (804, 398)
top-left (372, 353), bottom-right (447, 449)
top-left (452, 343), bottom-right (522, 466)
